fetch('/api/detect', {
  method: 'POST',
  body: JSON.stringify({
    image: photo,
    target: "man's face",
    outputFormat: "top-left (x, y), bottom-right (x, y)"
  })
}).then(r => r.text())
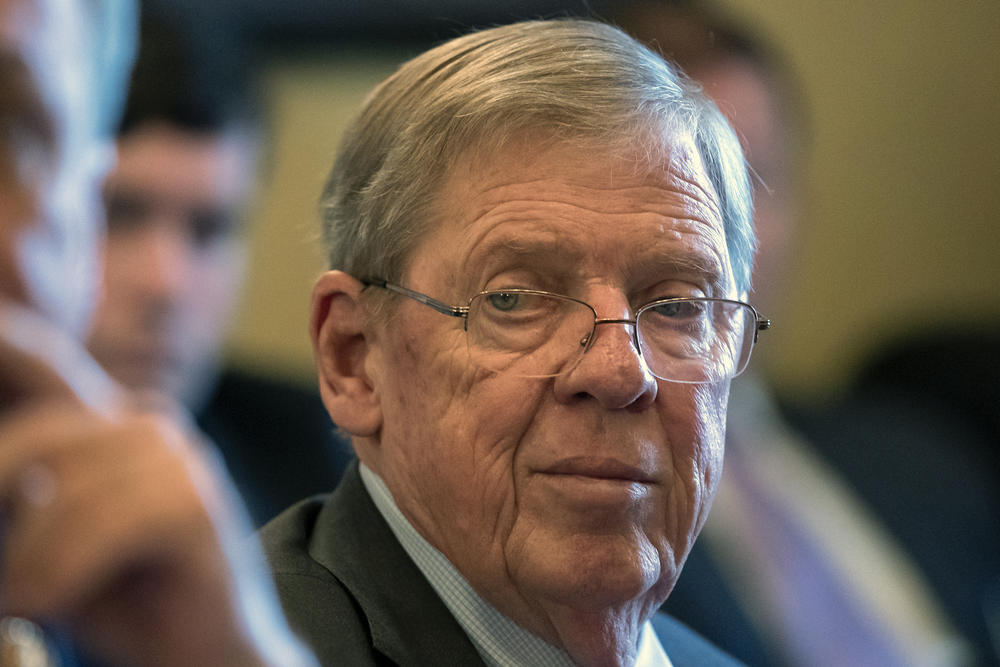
top-left (364, 135), bottom-right (735, 637)
top-left (86, 124), bottom-right (255, 406)
top-left (0, 0), bottom-right (107, 336)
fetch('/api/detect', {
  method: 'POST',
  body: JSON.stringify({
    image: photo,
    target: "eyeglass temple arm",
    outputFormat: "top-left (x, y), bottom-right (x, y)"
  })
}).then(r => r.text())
top-left (361, 278), bottom-right (468, 318)
top-left (754, 316), bottom-right (771, 343)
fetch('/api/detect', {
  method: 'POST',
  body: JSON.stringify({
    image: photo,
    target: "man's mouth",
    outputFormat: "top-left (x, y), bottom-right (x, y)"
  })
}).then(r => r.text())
top-left (541, 457), bottom-right (657, 485)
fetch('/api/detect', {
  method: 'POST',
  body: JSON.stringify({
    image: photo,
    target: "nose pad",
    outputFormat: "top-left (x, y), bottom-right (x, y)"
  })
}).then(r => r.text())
top-left (579, 322), bottom-right (635, 352)
top-left (556, 319), bottom-right (657, 409)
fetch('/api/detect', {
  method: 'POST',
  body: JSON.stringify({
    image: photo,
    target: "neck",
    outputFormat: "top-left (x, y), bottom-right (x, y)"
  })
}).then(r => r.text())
top-left (485, 581), bottom-right (666, 667)
top-left (539, 604), bottom-right (648, 667)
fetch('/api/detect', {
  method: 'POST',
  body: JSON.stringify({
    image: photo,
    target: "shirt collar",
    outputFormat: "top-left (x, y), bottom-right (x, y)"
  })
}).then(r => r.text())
top-left (359, 463), bottom-right (672, 667)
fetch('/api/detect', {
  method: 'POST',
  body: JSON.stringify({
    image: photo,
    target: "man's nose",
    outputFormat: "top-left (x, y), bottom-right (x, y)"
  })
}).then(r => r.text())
top-left (129, 223), bottom-right (190, 299)
top-left (552, 315), bottom-right (658, 410)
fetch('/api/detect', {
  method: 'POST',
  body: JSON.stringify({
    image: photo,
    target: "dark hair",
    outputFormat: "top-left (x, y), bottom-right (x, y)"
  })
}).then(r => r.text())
top-left (118, 6), bottom-right (260, 137)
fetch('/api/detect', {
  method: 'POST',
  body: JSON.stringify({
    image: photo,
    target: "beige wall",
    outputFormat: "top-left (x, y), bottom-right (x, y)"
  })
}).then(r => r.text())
top-left (227, 2), bottom-right (1000, 400)
top-left (227, 52), bottom-right (404, 379)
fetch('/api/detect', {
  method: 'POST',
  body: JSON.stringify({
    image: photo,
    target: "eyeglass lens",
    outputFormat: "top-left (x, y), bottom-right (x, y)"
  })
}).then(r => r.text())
top-left (465, 291), bottom-right (754, 382)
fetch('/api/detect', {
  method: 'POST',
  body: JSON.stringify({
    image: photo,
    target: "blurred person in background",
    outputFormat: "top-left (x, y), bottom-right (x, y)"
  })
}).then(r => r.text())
top-left (0, 0), bottom-right (317, 663)
top-left (86, 6), bottom-right (352, 526)
top-left (787, 307), bottom-right (1000, 662)
top-left (617, 2), bottom-right (996, 665)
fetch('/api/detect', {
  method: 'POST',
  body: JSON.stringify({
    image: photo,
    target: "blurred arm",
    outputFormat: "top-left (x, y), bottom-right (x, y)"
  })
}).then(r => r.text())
top-left (0, 301), bottom-right (316, 667)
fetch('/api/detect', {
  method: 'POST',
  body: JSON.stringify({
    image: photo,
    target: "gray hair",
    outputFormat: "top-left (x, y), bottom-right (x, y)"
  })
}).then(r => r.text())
top-left (319, 18), bottom-right (755, 294)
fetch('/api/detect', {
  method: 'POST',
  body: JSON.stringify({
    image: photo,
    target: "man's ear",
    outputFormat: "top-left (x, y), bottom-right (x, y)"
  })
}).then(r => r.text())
top-left (310, 271), bottom-right (381, 437)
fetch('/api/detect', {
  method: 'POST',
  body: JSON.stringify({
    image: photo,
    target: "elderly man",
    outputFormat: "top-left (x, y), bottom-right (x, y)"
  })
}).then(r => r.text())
top-left (0, 0), bottom-right (315, 664)
top-left (261, 19), bottom-right (767, 666)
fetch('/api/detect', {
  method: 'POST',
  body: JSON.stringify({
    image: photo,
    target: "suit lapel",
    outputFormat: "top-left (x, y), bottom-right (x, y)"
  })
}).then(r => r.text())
top-left (308, 464), bottom-right (486, 665)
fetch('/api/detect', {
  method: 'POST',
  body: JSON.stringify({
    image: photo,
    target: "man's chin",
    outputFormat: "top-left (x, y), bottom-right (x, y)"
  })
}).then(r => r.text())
top-left (509, 529), bottom-right (671, 614)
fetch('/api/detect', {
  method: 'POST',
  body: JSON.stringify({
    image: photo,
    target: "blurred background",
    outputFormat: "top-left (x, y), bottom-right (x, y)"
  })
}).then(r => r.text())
top-left (143, 0), bottom-right (1000, 404)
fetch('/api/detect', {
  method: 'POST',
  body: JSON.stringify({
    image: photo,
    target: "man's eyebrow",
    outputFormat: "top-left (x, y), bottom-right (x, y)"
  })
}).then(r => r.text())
top-left (628, 246), bottom-right (727, 292)
top-left (658, 249), bottom-right (722, 278)
top-left (467, 235), bottom-right (726, 291)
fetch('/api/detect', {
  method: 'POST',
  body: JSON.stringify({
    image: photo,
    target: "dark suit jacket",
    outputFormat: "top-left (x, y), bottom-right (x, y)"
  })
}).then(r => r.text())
top-left (259, 462), bottom-right (742, 666)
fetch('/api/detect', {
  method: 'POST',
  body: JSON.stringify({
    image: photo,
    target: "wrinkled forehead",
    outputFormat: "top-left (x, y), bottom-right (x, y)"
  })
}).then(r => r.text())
top-left (414, 129), bottom-right (731, 289)
top-left (431, 126), bottom-right (721, 231)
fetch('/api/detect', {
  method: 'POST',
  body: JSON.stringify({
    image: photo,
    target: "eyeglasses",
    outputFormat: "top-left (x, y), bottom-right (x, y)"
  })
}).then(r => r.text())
top-left (362, 278), bottom-right (770, 384)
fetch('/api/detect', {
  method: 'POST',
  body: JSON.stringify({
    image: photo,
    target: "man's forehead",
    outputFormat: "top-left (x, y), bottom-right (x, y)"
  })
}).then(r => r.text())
top-left (113, 124), bottom-right (258, 191)
top-left (412, 133), bottom-right (731, 290)
top-left (436, 132), bottom-right (721, 230)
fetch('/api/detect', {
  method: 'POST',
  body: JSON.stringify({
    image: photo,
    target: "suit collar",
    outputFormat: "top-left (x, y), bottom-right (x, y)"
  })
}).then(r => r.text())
top-left (308, 462), bottom-right (485, 665)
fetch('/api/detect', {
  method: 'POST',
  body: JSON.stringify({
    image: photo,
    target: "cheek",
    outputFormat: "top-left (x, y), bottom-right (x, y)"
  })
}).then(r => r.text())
top-left (196, 245), bottom-right (245, 300)
top-left (686, 382), bottom-right (729, 526)
top-left (665, 380), bottom-right (726, 462)
top-left (378, 327), bottom-right (545, 555)
top-left (375, 327), bottom-right (475, 488)
top-left (655, 381), bottom-right (728, 539)
top-left (185, 247), bottom-right (246, 333)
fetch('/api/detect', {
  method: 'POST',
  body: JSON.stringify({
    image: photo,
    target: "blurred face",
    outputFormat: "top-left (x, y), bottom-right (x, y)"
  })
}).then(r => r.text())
top-left (362, 135), bottom-right (734, 643)
top-left (86, 124), bottom-right (255, 406)
top-left (0, 0), bottom-right (109, 336)
top-left (694, 57), bottom-right (798, 317)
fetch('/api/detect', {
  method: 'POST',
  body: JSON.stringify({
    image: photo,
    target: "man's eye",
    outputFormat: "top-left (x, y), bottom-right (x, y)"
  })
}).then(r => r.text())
top-left (487, 292), bottom-right (520, 312)
top-left (650, 300), bottom-right (703, 318)
top-left (190, 212), bottom-right (238, 247)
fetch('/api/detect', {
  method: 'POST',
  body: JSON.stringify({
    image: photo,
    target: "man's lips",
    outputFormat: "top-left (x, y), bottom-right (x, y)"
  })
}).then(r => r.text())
top-left (539, 457), bottom-right (657, 485)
